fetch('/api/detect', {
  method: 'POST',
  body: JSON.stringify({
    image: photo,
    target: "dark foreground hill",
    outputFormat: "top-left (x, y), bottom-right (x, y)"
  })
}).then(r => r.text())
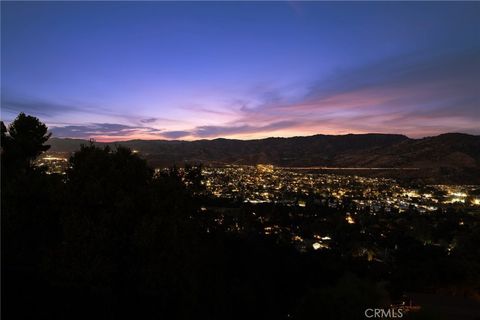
top-left (48, 133), bottom-right (480, 184)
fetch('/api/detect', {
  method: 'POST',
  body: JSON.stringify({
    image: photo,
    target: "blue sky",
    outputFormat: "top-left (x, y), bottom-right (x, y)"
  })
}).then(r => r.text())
top-left (1, 2), bottom-right (479, 141)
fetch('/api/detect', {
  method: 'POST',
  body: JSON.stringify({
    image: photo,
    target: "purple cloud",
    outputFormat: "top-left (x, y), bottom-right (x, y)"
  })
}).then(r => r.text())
top-left (51, 123), bottom-right (163, 139)
top-left (161, 130), bottom-right (191, 139)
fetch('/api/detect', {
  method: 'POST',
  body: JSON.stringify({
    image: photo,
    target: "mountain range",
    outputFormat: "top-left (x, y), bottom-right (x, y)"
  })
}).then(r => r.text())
top-left (48, 133), bottom-right (480, 184)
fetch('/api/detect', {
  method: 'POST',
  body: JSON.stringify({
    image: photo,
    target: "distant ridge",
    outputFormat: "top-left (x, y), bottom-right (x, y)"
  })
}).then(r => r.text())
top-left (48, 133), bottom-right (480, 184)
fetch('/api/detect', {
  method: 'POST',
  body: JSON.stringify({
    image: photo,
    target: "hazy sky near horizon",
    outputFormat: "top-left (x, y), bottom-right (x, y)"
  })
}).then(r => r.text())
top-left (1, 2), bottom-right (479, 141)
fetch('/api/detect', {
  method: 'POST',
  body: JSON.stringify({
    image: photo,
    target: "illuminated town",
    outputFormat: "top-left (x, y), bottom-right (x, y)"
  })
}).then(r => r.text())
top-left (201, 164), bottom-right (480, 210)
top-left (37, 155), bottom-right (480, 213)
top-left (180, 164), bottom-right (480, 255)
top-left (36, 155), bottom-right (480, 274)
top-left (36, 153), bottom-right (69, 174)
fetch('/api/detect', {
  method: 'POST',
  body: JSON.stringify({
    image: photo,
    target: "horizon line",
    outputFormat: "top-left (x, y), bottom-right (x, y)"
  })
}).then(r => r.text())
top-left (48, 131), bottom-right (477, 144)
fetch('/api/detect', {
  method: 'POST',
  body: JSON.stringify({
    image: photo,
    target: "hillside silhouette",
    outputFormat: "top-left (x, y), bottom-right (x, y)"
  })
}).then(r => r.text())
top-left (49, 132), bottom-right (480, 184)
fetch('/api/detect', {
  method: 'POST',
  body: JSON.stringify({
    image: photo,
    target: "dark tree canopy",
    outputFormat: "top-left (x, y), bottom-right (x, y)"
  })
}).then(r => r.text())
top-left (1, 113), bottom-right (51, 172)
top-left (67, 143), bottom-right (152, 199)
top-left (1, 121), bottom-right (9, 148)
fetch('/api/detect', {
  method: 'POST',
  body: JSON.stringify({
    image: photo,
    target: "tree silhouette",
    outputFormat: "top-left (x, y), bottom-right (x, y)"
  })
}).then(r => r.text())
top-left (1, 120), bottom-right (10, 149)
top-left (1, 113), bottom-right (51, 173)
top-left (2, 114), bottom-right (61, 293)
top-left (1, 121), bottom-right (10, 174)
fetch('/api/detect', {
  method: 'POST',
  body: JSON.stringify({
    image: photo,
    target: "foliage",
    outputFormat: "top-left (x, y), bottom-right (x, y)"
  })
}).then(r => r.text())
top-left (2, 113), bottom-right (51, 171)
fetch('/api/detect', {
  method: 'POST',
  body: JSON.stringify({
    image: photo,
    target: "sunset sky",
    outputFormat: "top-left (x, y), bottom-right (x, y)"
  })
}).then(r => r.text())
top-left (1, 2), bottom-right (479, 141)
